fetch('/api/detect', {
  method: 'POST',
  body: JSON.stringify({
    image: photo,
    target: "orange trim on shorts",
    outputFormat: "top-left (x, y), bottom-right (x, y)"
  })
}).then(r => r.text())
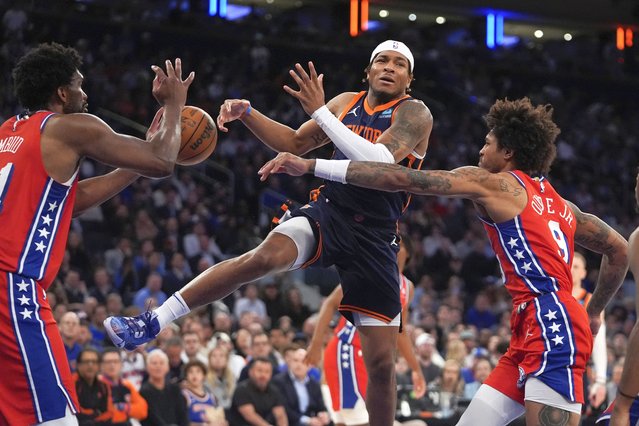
top-left (301, 221), bottom-right (323, 269)
top-left (338, 92), bottom-right (367, 121)
top-left (339, 304), bottom-right (394, 323)
top-left (363, 94), bottom-right (410, 115)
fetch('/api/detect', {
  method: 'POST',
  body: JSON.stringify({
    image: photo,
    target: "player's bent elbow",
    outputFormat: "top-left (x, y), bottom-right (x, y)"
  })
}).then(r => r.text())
top-left (146, 158), bottom-right (175, 178)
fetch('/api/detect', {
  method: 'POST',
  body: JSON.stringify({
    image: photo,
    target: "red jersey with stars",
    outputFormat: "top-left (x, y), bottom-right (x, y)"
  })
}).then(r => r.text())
top-left (0, 111), bottom-right (77, 289)
top-left (480, 171), bottom-right (576, 307)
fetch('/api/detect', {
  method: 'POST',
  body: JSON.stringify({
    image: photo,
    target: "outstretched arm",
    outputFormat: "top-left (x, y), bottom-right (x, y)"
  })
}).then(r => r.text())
top-left (305, 286), bottom-right (342, 367)
top-left (258, 154), bottom-right (494, 201)
top-left (567, 201), bottom-right (629, 323)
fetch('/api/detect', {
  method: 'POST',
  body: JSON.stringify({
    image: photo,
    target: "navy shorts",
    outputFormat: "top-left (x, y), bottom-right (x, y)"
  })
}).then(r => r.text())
top-left (291, 194), bottom-right (401, 323)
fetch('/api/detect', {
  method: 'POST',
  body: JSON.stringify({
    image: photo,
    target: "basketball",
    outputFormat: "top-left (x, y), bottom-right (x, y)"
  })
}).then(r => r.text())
top-left (178, 105), bottom-right (217, 166)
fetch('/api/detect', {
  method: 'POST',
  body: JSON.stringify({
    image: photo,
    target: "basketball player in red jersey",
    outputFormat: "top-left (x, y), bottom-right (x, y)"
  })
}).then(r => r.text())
top-left (258, 97), bottom-right (629, 426)
top-left (306, 237), bottom-right (426, 426)
top-left (0, 42), bottom-right (194, 425)
top-left (105, 40), bottom-right (432, 426)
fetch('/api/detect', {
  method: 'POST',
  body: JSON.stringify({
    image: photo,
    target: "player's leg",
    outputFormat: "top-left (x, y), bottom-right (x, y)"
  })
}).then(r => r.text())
top-left (0, 274), bottom-right (79, 425)
top-left (105, 217), bottom-right (316, 349)
top-left (357, 318), bottom-right (399, 426)
top-left (524, 378), bottom-right (581, 426)
top-left (456, 385), bottom-right (525, 426)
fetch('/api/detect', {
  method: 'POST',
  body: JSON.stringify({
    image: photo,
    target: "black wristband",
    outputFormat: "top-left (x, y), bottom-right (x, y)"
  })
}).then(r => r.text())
top-left (618, 388), bottom-right (636, 400)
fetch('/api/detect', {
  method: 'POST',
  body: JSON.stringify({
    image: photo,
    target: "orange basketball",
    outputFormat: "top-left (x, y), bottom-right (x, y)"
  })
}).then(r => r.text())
top-left (177, 105), bottom-right (217, 166)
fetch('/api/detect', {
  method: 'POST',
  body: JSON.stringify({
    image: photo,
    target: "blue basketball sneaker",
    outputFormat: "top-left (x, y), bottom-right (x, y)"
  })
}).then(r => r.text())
top-left (104, 311), bottom-right (161, 351)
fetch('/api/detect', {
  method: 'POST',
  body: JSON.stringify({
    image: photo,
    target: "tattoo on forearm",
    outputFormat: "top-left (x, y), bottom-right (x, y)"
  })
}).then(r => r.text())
top-left (574, 212), bottom-right (614, 256)
top-left (346, 163), bottom-right (453, 193)
top-left (538, 405), bottom-right (570, 426)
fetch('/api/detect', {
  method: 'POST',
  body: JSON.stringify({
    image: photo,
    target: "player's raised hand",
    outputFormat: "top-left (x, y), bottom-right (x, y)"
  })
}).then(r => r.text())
top-left (151, 58), bottom-right (195, 107)
top-left (258, 152), bottom-right (312, 181)
top-left (216, 99), bottom-right (251, 132)
top-left (283, 61), bottom-right (326, 116)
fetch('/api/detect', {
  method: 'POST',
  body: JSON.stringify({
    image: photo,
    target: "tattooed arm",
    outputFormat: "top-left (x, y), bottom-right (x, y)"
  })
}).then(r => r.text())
top-left (567, 201), bottom-right (629, 319)
top-left (374, 99), bottom-right (433, 161)
top-left (258, 154), bottom-right (499, 200)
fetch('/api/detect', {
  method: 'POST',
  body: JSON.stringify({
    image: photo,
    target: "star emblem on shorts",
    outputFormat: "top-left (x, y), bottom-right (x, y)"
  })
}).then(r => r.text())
top-left (48, 201), bottom-right (58, 212)
top-left (35, 241), bottom-right (46, 253)
top-left (342, 353), bottom-right (349, 360)
top-left (18, 295), bottom-right (30, 305)
top-left (342, 362), bottom-right (349, 368)
top-left (41, 214), bottom-right (52, 226)
top-left (552, 335), bottom-right (564, 346)
top-left (38, 228), bottom-right (50, 239)
top-left (507, 237), bottom-right (519, 249)
top-left (544, 309), bottom-right (557, 321)
top-left (521, 262), bottom-right (532, 273)
top-left (17, 280), bottom-right (29, 292)
top-left (20, 308), bottom-right (33, 320)
top-left (548, 322), bottom-right (561, 333)
top-left (514, 250), bottom-right (525, 260)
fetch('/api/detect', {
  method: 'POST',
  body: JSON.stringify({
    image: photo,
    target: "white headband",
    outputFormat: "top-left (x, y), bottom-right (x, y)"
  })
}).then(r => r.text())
top-left (369, 40), bottom-right (414, 72)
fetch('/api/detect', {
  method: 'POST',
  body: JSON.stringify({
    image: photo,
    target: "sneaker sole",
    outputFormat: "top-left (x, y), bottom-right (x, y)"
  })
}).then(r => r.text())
top-left (103, 317), bottom-right (125, 349)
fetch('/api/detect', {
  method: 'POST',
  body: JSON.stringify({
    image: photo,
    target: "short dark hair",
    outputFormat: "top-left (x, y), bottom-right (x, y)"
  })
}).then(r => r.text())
top-left (250, 356), bottom-right (272, 369)
top-left (183, 359), bottom-right (207, 376)
top-left (77, 347), bottom-right (101, 364)
top-left (484, 97), bottom-right (560, 175)
top-left (12, 42), bottom-right (83, 111)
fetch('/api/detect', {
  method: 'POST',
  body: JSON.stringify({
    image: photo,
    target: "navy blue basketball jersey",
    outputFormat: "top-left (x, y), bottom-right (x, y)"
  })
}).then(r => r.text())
top-left (320, 91), bottom-right (424, 224)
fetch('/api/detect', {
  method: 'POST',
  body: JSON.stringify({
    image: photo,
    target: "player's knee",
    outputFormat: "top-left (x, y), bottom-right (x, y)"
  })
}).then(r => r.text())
top-left (366, 353), bottom-right (395, 384)
top-left (242, 246), bottom-right (290, 274)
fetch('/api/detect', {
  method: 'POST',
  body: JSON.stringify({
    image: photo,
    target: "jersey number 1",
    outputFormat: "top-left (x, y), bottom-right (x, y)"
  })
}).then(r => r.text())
top-left (0, 163), bottom-right (14, 214)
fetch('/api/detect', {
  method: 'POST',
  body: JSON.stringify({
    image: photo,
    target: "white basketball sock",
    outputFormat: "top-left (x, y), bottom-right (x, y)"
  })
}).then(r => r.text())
top-left (155, 292), bottom-right (190, 329)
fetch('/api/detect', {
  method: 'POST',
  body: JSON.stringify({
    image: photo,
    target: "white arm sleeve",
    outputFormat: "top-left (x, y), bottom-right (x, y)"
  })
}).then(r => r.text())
top-left (592, 322), bottom-right (607, 382)
top-left (311, 105), bottom-right (395, 163)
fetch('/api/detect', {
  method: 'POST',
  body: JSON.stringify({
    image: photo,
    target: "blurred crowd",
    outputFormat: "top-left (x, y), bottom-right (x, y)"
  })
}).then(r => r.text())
top-left (2, 0), bottom-right (639, 424)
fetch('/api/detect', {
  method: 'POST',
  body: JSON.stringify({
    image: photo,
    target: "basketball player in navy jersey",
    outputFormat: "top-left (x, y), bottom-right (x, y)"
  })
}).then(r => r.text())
top-left (257, 97), bottom-right (629, 426)
top-left (105, 40), bottom-right (432, 426)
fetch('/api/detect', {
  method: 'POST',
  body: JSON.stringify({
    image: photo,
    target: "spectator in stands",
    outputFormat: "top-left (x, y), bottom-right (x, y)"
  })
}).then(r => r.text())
top-left (182, 360), bottom-right (226, 426)
top-left (272, 347), bottom-right (330, 426)
top-left (121, 349), bottom-right (146, 390)
top-left (282, 288), bottom-right (311, 331)
top-left (132, 272), bottom-right (167, 311)
top-left (60, 311), bottom-right (82, 372)
top-left (89, 305), bottom-right (109, 349)
top-left (163, 252), bottom-right (193, 295)
top-left (74, 348), bottom-right (114, 425)
top-left (181, 330), bottom-right (208, 365)
top-left (90, 266), bottom-right (115, 305)
top-left (164, 336), bottom-right (185, 384)
top-left (262, 282), bottom-right (286, 322)
top-left (100, 347), bottom-right (148, 425)
top-left (239, 332), bottom-right (281, 381)
top-left (207, 345), bottom-right (238, 410)
top-left (63, 268), bottom-right (88, 307)
top-left (463, 357), bottom-right (493, 399)
top-left (416, 333), bottom-right (443, 383)
top-left (228, 357), bottom-right (288, 426)
top-left (235, 283), bottom-right (268, 322)
top-left (464, 292), bottom-right (497, 330)
top-left (140, 350), bottom-right (189, 426)
top-left (210, 331), bottom-right (246, 379)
